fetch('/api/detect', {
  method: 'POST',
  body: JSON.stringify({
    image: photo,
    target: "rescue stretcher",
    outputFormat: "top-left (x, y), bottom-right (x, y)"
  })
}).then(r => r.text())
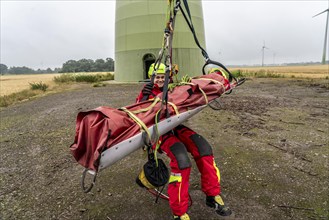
top-left (70, 71), bottom-right (244, 192)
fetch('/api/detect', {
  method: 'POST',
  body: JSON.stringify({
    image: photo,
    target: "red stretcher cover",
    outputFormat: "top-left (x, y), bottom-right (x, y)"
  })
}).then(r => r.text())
top-left (70, 72), bottom-right (229, 171)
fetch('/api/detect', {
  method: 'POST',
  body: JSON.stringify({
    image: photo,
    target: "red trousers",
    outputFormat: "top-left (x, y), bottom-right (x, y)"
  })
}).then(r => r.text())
top-left (159, 125), bottom-right (221, 216)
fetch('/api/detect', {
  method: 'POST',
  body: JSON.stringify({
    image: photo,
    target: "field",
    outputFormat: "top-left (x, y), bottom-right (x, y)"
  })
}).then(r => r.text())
top-left (0, 72), bottom-right (113, 96)
top-left (1, 65), bottom-right (328, 97)
top-left (230, 65), bottom-right (329, 78)
top-left (0, 73), bottom-right (61, 96)
top-left (0, 73), bottom-right (328, 219)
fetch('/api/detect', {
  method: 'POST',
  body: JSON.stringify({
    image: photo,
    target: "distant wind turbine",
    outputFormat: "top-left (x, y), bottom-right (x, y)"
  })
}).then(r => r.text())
top-left (313, 7), bottom-right (329, 64)
top-left (261, 41), bottom-right (269, 67)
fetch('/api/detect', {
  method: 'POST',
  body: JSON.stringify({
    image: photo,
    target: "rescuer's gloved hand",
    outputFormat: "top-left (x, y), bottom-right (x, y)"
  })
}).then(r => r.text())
top-left (142, 83), bottom-right (153, 96)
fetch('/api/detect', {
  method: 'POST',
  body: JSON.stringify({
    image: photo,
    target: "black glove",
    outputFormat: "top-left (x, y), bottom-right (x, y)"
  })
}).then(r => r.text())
top-left (142, 83), bottom-right (153, 96)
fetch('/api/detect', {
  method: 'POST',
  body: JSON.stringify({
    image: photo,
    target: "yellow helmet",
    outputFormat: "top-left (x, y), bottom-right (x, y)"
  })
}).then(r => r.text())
top-left (208, 67), bottom-right (228, 80)
top-left (148, 63), bottom-right (166, 79)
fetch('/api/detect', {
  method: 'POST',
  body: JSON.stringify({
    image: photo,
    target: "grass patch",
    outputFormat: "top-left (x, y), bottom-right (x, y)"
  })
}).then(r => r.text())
top-left (74, 74), bottom-right (99, 83)
top-left (53, 73), bottom-right (75, 83)
top-left (53, 72), bottom-right (114, 83)
top-left (97, 72), bottom-right (114, 81)
top-left (295, 78), bottom-right (329, 89)
top-left (29, 81), bottom-right (49, 91)
top-left (93, 82), bottom-right (107, 87)
top-left (1, 73), bottom-right (114, 108)
top-left (0, 89), bottom-right (40, 107)
top-left (231, 69), bottom-right (285, 78)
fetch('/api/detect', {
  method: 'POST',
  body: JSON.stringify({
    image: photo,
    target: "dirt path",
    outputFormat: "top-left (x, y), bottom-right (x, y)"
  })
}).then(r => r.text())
top-left (0, 78), bottom-right (328, 220)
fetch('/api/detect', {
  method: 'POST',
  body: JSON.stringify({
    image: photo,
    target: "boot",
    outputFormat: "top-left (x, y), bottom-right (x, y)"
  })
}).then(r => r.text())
top-left (173, 213), bottom-right (190, 220)
top-left (206, 195), bottom-right (232, 216)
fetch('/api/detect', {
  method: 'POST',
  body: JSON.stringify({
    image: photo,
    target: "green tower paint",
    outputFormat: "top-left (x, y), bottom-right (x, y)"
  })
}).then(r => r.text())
top-left (115, 0), bottom-right (206, 82)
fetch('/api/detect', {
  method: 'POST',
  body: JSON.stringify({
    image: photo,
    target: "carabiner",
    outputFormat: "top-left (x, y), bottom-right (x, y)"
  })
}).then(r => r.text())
top-left (81, 168), bottom-right (97, 193)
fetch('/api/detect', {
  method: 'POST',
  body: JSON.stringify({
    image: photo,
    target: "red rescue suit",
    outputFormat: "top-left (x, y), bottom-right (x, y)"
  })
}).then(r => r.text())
top-left (137, 84), bottom-right (222, 216)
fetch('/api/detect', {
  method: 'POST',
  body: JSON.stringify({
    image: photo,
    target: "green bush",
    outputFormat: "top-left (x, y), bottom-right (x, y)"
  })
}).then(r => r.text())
top-left (53, 73), bottom-right (75, 83)
top-left (231, 70), bottom-right (244, 78)
top-left (74, 74), bottom-right (99, 83)
top-left (54, 72), bottom-right (114, 83)
top-left (98, 72), bottom-right (114, 81)
top-left (29, 81), bottom-right (49, 91)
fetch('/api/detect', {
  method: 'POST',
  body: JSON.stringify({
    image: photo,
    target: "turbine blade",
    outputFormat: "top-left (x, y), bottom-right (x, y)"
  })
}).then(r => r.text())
top-left (313, 8), bottom-right (329, 18)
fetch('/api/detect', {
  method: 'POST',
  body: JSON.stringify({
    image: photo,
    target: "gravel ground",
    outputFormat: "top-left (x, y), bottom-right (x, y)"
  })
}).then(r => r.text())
top-left (0, 78), bottom-right (328, 220)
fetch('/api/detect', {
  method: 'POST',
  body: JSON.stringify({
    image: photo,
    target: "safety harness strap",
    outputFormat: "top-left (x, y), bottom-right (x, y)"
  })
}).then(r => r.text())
top-left (179, 0), bottom-right (238, 84)
top-left (179, 0), bottom-right (209, 60)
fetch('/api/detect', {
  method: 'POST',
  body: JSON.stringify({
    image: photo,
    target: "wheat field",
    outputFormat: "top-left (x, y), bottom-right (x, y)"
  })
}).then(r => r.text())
top-left (0, 74), bottom-right (60, 96)
top-left (230, 64), bottom-right (329, 78)
top-left (0, 66), bottom-right (328, 96)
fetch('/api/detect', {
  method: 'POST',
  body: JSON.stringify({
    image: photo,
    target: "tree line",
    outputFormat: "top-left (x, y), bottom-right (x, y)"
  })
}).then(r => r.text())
top-left (60, 58), bottom-right (114, 73)
top-left (0, 58), bottom-right (115, 74)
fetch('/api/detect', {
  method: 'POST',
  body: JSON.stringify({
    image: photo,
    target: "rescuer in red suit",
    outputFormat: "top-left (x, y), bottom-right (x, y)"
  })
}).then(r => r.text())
top-left (136, 63), bottom-right (232, 220)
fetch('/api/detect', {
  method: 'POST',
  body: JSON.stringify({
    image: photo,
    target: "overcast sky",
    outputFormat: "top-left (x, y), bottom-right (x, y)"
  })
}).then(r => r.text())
top-left (1, 0), bottom-right (328, 69)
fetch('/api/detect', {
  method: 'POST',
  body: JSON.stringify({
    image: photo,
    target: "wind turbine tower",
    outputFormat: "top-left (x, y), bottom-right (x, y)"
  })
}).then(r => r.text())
top-left (313, 7), bottom-right (329, 64)
top-left (261, 41), bottom-right (269, 67)
top-left (115, 0), bottom-right (206, 82)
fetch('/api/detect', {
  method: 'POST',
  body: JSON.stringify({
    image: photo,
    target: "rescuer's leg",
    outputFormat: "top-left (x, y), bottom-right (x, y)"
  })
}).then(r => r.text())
top-left (174, 125), bottom-right (232, 216)
top-left (160, 133), bottom-right (192, 218)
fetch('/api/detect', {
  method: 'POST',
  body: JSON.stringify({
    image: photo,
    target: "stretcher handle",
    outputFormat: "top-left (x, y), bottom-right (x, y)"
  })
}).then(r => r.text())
top-left (202, 59), bottom-right (236, 83)
top-left (236, 77), bottom-right (246, 86)
top-left (81, 168), bottom-right (97, 193)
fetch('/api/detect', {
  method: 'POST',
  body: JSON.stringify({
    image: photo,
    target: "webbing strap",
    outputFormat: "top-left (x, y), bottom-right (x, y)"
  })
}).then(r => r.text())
top-left (149, 0), bottom-right (180, 121)
top-left (151, 99), bottom-right (180, 166)
top-left (189, 83), bottom-right (209, 104)
top-left (167, 81), bottom-right (209, 105)
top-left (153, 109), bottom-right (162, 165)
top-left (196, 78), bottom-right (225, 89)
top-left (120, 97), bottom-right (180, 153)
top-left (131, 97), bottom-right (161, 114)
top-left (167, 101), bottom-right (180, 115)
top-left (177, 82), bottom-right (209, 104)
top-left (179, 0), bottom-right (238, 84)
top-left (179, 0), bottom-right (209, 60)
top-left (132, 97), bottom-right (179, 116)
top-left (120, 107), bottom-right (151, 142)
top-left (160, 0), bottom-right (180, 118)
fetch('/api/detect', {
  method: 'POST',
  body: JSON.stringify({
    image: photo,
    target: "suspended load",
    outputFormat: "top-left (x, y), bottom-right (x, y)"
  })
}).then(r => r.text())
top-left (70, 0), bottom-right (245, 194)
top-left (70, 71), bottom-right (234, 172)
